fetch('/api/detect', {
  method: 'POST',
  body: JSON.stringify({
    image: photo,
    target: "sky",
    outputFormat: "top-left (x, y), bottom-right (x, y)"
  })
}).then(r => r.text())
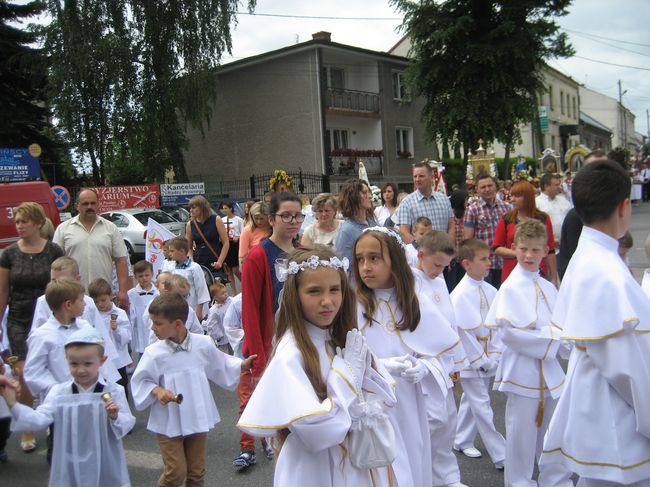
top-left (222, 0), bottom-right (650, 138)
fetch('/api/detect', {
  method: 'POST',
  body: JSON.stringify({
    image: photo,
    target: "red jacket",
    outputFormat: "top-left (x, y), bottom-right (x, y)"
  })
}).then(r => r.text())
top-left (241, 244), bottom-right (275, 378)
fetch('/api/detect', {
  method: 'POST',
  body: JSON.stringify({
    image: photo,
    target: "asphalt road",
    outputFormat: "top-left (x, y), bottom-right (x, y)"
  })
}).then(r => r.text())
top-left (2, 203), bottom-right (649, 486)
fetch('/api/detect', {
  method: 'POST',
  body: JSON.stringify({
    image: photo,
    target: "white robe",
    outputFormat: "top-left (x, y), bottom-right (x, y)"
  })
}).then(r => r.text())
top-left (203, 296), bottom-right (232, 344)
top-left (223, 293), bottom-right (244, 358)
top-left (358, 288), bottom-right (459, 487)
top-left (238, 323), bottom-right (397, 487)
top-left (99, 304), bottom-right (132, 368)
top-left (485, 264), bottom-right (564, 399)
top-left (24, 316), bottom-right (121, 397)
top-left (541, 227), bottom-right (650, 484)
top-left (131, 332), bottom-right (241, 437)
top-left (170, 262), bottom-right (211, 317)
top-left (145, 300), bottom-right (204, 345)
top-left (10, 380), bottom-right (134, 487)
top-left (127, 284), bottom-right (159, 353)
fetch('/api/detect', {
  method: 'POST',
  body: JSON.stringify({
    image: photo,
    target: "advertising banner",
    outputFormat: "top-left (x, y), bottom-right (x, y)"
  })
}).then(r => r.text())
top-left (159, 182), bottom-right (205, 205)
top-left (90, 184), bottom-right (160, 212)
top-left (0, 146), bottom-right (41, 181)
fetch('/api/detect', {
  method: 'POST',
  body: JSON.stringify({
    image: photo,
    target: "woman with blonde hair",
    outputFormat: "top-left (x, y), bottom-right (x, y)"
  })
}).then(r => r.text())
top-left (185, 195), bottom-right (229, 281)
top-left (238, 201), bottom-right (271, 265)
top-left (0, 202), bottom-right (63, 452)
top-left (300, 193), bottom-right (340, 250)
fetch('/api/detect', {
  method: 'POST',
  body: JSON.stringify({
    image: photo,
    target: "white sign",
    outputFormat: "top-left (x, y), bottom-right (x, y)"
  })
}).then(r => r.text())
top-left (145, 217), bottom-right (176, 277)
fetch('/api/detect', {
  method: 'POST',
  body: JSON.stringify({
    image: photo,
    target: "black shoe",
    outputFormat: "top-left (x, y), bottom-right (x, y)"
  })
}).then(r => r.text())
top-left (261, 440), bottom-right (274, 461)
top-left (233, 451), bottom-right (256, 471)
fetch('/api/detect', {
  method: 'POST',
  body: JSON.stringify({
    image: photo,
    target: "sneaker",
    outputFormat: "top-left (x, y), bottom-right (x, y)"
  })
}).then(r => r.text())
top-left (494, 461), bottom-right (505, 471)
top-left (233, 451), bottom-right (256, 471)
top-left (261, 440), bottom-right (274, 461)
top-left (453, 445), bottom-right (482, 458)
top-left (0, 450), bottom-right (7, 463)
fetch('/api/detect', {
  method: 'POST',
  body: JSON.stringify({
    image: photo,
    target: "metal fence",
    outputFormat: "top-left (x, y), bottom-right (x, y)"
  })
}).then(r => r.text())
top-left (202, 170), bottom-right (330, 201)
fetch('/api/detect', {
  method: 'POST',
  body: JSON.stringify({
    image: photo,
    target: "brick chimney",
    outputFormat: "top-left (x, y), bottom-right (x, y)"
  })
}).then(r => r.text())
top-left (312, 31), bottom-right (332, 42)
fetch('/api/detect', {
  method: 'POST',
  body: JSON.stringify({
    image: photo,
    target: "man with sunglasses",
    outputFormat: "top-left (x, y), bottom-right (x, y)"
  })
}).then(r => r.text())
top-left (236, 191), bottom-right (303, 471)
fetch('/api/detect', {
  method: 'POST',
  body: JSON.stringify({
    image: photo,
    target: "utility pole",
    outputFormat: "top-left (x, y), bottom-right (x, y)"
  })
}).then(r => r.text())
top-left (618, 80), bottom-right (628, 149)
top-left (646, 108), bottom-right (649, 139)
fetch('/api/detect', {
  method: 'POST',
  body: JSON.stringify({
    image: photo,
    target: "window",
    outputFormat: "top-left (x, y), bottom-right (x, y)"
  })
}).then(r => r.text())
top-left (566, 93), bottom-right (571, 118)
top-left (322, 66), bottom-right (344, 89)
top-left (572, 96), bottom-right (577, 120)
top-left (560, 90), bottom-right (565, 114)
top-left (392, 71), bottom-right (410, 101)
top-left (548, 86), bottom-right (554, 111)
top-left (327, 128), bottom-right (349, 152)
top-left (395, 127), bottom-right (413, 157)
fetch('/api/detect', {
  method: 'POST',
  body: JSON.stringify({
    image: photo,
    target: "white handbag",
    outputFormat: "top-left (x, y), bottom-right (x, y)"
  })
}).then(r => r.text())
top-left (348, 397), bottom-right (396, 469)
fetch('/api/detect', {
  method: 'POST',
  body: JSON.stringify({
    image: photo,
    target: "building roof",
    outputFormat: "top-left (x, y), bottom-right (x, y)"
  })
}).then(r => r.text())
top-left (580, 111), bottom-right (612, 134)
top-left (216, 34), bottom-right (409, 75)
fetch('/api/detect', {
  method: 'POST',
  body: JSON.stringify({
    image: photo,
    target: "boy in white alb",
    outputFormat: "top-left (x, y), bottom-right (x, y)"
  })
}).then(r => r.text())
top-left (30, 256), bottom-right (121, 371)
top-left (89, 278), bottom-right (132, 398)
top-left (541, 159), bottom-right (650, 486)
top-left (405, 216), bottom-right (432, 267)
top-left (145, 274), bottom-right (204, 345)
top-left (412, 230), bottom-right (471, 487)
top-left (486, 219), bottom-right (572, 487)
top-left (223, 293), bottom-right (243, 358)
top-left (452, 238), bottom-right (505, 469)
top-left (3, 328), bottom-right (134, 487)
top-left (131, 294), bottom-right (255, 486)
top-left (127, 260), bottom-right (159, 356)
top-left (203, 281), bottom-right (232, 350)
top-left (167, 237), bottom-right (210, 319)
top-left (23, 278), bottom-right (121, 464)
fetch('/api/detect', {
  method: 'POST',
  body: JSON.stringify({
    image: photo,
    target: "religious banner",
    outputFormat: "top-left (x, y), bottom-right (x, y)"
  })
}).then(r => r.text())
top-left (145, 217), bottom-right (175, 276)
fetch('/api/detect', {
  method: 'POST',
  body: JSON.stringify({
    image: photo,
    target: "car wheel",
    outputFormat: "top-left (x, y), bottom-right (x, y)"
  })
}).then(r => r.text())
top-left (124, 241), bottom-right (135, 264)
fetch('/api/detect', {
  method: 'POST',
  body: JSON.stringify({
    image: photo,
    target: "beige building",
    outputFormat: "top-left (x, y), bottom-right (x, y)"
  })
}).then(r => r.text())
top-left (579, 86), bottom-right (636, 151)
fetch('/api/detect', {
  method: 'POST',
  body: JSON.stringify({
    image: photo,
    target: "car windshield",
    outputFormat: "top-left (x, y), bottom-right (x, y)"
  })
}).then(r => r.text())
top-left (133, 211), bottom-right (176, 225)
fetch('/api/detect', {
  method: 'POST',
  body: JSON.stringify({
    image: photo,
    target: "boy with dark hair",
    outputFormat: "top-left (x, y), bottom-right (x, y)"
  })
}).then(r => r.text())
top-left (452, 238), bottom-right (505, 469)
top-left (131, 293), bottom-right (255, 487)
top-left (405, 216), bottom-right (433, 266)
top-left (127, 260), bottom-right (158, 357)
top-left (238, 191), bottom-right (302, 469)
top-left (89, 278), bottom-right (132, 397)
top-left (541, 160), bottom-right (650, 486)
top-left (3, 327), bottom-right (134, 486)
top-left (486, 220), bottom-right (572, 487)
top-left (167, 237), bottom-right (210, 320)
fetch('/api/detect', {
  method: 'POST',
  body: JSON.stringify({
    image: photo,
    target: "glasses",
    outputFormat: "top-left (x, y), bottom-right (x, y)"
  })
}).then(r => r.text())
top-left (274, 212), bottom-right (305, 223)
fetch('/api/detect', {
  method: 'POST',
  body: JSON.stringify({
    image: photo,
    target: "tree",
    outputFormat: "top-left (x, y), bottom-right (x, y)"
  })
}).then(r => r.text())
top-left (45, 0), bottom-right (256, 185)
top-left (0, 0), bottom-right (68, 180)
top-left (392, 0), bottom-right (574, 162)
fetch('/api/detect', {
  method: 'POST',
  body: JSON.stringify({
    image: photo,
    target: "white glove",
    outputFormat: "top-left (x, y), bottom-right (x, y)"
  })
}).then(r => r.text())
top-left (337, 329), bottom-right (368, 391)
top-left (479, 359), bottom-right (497, 373)
top-left (380, 355), bottom-right (411, 378)
top-left (401, 357), bottom-right (430, 384)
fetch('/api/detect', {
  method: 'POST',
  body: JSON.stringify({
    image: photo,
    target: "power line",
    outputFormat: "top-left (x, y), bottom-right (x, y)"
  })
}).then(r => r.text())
top-left (561, 28), bottom-right (650, 49)
top-left (572, 55), bottom-right (650, 71)
top-left (235, 11), bottom-right (400, 21)
top-left (568, 31), bottom-right (650, 58)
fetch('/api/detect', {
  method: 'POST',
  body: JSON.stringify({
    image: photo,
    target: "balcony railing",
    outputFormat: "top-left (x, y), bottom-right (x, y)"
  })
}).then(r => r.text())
top-left (325, 88), bottom-right (380, 113)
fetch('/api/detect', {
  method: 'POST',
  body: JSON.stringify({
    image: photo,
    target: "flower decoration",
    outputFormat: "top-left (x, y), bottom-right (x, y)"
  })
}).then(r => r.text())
top-left (269, 170), bottom-right (294, 191)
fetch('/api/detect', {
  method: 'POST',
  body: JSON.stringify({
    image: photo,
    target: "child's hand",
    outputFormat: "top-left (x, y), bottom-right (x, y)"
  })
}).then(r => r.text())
top-left (450, 372), bottom-right (460, 383)
top-left (241, 354), bottom-right (257, 372)
top-left (104, 398), bottom-right (119, 420)
top-left (152, 386), bottom-right (177, 405)
top-left (0, 377), bottom-right (20, 406)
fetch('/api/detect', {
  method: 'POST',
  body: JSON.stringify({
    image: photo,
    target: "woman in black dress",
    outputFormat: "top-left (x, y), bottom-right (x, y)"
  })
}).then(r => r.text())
top-left (185, 196), bottom-right (230, 282)
top-left (0, 202), bottom-right (63, 452)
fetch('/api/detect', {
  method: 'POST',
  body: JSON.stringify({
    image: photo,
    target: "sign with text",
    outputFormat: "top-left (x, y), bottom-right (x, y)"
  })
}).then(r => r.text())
top-left (159, 182), bottom-right (205, 205)
top-left (539, 106), bottom-right (549, 132)
top-left (0, 148), bottom-right (41, 181)
top-left (90, 184), bottom-right (160, 212)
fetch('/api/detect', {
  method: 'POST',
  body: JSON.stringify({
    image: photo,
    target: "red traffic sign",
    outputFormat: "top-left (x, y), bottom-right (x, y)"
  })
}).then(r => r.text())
top-left (51, 185), bottom-right (71, 210)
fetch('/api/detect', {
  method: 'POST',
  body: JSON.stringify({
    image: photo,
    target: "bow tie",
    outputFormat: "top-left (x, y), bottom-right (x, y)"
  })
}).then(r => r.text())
top-left (175, 259), bottom-right (192, 270)
top-left (139, 291), bottom-right (155, 296)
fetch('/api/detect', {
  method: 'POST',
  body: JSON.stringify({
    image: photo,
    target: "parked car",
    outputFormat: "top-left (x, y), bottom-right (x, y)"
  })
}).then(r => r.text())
top-left (159, 205), bottom-right (190, 223)
top-left (100, 208), bottom-right (185, 260)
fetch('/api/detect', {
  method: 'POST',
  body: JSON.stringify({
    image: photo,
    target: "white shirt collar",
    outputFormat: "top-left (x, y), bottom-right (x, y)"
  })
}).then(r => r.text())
top-left (580, 226), bottom-right (619, 254)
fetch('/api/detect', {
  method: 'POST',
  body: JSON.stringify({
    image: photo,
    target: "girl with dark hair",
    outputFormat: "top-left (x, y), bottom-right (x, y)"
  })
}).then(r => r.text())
top-left (238, 246), bottom-right (396, 486)
top-left (354, 228), bottom-right (459, 487)
top-left (493, 181), bottom-right (557, 284)
top-left (373, 182), bottom-right (399, 225)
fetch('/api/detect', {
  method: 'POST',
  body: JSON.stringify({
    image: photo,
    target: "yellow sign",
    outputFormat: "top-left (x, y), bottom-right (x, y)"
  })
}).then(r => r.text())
top-left (28, 143), bottom-right (42, 158)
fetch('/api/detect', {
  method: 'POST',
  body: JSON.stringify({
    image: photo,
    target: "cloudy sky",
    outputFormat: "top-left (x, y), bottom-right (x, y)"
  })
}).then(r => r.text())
top-left (223, 0), bottom-right (650, 138)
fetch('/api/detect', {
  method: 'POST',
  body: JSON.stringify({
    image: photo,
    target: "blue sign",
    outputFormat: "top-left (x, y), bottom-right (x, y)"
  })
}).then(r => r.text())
top-left (52, 185), bottom-right (71, 210)
top-left (0, 148), bottom-right (40, 181)
top-left (159, 183), bottom-right (205, 205)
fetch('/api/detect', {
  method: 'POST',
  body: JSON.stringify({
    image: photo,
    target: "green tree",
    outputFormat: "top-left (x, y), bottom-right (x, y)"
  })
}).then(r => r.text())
top-left (45, 0), bottom-right (255, 185)
top-left (0, 0), bottom-right (68, 180)
top-left (392, 0), bottom-right (574, 162)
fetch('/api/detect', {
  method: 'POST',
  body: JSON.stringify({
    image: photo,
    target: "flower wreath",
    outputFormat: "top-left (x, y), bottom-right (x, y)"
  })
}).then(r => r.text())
top-left (269, 169), bottom-right (294, 191)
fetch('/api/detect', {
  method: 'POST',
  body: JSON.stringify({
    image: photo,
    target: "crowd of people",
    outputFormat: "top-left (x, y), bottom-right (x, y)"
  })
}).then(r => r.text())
top-left (0, 153), bottom-right (649, 487)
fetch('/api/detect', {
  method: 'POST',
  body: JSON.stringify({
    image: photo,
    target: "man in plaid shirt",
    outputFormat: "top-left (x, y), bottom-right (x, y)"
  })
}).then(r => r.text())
top-left (463, 173), bottom-right (511, 288)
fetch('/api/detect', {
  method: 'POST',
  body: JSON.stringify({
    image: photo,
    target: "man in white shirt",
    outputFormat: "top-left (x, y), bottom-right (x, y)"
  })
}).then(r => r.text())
top-left (536, 173), bottom-right (572, 251)
top-left (641, 162), bottom-right (650, 202)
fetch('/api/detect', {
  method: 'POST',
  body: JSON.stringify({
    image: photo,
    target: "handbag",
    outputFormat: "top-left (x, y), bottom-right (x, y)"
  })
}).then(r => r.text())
top-left (348, 396), bottom-right (396, 469)
top-left (192, 218), bottom-right (228, 281)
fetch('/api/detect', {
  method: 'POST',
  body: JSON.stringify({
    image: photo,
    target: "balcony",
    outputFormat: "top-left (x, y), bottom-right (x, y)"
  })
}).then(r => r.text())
top-left (325, 88), bottom-right (380, 113)
top-left (327, 149), bottom-right (383, 177)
